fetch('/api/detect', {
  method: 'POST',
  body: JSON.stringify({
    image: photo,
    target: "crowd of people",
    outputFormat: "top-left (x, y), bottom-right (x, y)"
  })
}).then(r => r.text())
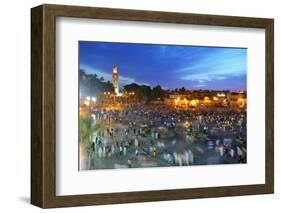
top-left (86, 104), bottom-right (247, 169)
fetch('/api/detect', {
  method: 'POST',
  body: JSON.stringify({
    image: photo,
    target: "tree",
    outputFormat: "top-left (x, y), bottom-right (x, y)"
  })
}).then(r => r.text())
top-left (123, 83), bottom-right (139, 92)
top-left (138, 85), bottom-right (152, 102)
top-left (152, 85), bottom-right (165, 100)
top-left (123, 83), bottom-right (152, 102)
top-left (79, 69), bottom-right (114, 97)
top-left (80, 117), bottom-right (93, 147)
top-left (179, 87), bottom-right (186, 93)
top-left (79, 116), bottom-right (95, 170)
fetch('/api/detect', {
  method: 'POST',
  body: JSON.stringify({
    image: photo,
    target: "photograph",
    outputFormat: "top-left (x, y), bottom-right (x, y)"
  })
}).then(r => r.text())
top-left (29, 3), bottom-right (274, 208)
top-left (78, 41), bottom-right (247, 170)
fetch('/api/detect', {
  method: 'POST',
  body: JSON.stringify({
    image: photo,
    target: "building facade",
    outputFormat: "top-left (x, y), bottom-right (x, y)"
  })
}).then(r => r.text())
top-left (163, 91), bottom-right (243, 109)
top-left (227, 92), bottom-right (247, 108)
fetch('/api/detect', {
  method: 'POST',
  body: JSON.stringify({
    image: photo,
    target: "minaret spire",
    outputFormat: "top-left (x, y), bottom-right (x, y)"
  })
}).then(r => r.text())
top-left (112, 65), bottom-right (119, 94)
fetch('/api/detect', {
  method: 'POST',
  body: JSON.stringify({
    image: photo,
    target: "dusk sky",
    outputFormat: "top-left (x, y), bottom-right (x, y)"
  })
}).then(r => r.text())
top-left (79, 41), bottom-right (247, 91)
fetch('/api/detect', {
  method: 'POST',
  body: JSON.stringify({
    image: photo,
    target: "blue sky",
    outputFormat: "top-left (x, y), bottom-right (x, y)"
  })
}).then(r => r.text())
top-left (79, 41), bottom-right (247, 91)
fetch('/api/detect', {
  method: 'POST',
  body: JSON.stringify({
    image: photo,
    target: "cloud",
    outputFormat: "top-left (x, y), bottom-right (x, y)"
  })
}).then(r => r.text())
top-left (178, 48), bottom-right (247, 83)
top-left (192, 84), bottom-right (207, 88)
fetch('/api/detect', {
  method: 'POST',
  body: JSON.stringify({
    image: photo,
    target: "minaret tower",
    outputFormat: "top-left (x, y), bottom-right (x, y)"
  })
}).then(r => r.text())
top-left (112, 65), bottom-right (119, 94)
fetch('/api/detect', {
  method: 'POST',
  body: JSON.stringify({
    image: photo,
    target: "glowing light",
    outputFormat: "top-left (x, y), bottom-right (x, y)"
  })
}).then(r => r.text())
top-left (217, 93), bottom-right (225, 97)
top-left (237, 98), bottom-right (246, 108)
top-left (238, 98), bottom-right (245, 103)
top-left (203, 96), bottom-right (211, 105)
top-left (213, 96), bottom-right (218, 101)
top-left (84, 100), bottom-right (90, 106)
top-left (92, 97), bottom-right (96, 102)
top-left (184, 121), bottom-right (190, 128)
top-left (190, 99), bottom-right (198, 107)
top-left (174, 98), bottom-right (179, 106)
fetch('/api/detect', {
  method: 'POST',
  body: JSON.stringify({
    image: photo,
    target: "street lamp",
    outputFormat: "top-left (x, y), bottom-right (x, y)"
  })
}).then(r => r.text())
top-left (86, 96), bottom-right (96, 114)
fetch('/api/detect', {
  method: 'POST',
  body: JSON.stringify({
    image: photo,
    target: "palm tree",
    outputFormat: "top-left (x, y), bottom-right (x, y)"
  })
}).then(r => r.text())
top-left (79, 117), bottom-right (94, 169)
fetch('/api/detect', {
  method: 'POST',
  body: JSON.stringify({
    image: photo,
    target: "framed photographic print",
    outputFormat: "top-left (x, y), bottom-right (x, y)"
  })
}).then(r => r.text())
top-left (31, 4), bottom-right (274, 208)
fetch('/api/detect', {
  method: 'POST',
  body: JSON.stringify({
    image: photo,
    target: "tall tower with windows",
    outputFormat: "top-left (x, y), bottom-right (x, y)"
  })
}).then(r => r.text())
top-left (112, 65), bottom-right (119, 94)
